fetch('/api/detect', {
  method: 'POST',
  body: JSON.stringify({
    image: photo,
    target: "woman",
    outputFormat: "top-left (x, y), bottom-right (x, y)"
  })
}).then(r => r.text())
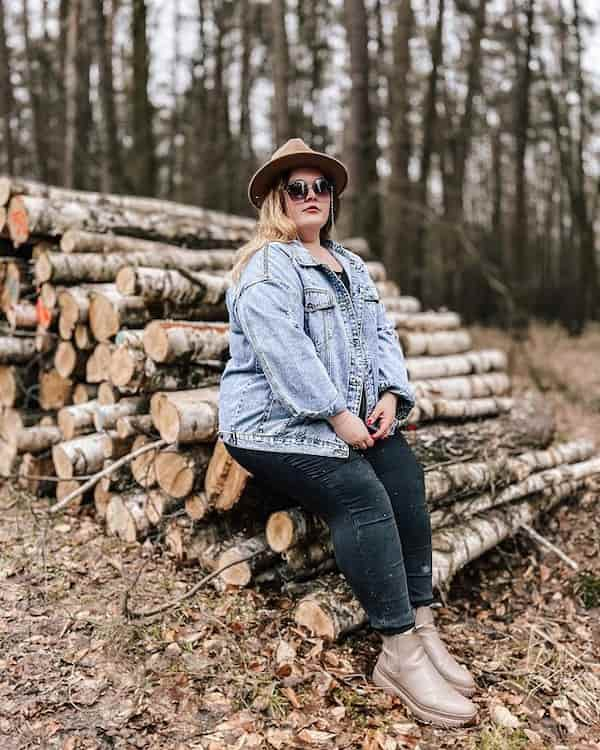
top-left (218, 138), bottom-right (478, 727)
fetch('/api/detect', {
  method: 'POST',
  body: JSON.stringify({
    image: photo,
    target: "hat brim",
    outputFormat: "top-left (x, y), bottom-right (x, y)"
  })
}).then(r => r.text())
top-left (248, 151), bottom-right (348, 209)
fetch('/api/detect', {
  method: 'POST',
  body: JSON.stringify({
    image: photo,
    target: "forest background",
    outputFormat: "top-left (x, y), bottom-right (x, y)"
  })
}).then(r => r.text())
top-left (1, 0), bottom-right (599, 332)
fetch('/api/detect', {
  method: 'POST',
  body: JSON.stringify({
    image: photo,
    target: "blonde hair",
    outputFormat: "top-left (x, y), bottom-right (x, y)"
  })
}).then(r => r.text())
top-left (230, 171), bottom-right (341, 285)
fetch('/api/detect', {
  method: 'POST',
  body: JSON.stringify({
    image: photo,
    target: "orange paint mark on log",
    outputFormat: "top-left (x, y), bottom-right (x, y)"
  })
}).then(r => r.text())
top-left (37, 296), bottom-right (51, 327)
top-left (9, 206), bottom-right (28, 239)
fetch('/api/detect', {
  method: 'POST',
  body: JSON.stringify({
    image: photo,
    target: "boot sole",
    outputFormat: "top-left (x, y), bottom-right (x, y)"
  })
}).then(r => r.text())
top-left (372, 664), bottom-right (478, 728)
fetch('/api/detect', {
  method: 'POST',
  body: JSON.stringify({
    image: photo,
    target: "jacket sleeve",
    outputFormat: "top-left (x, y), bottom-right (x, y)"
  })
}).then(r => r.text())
top-left (235, 274), bottom-right (347, 421)
top-left (376, 300), bottom-right (416, 422)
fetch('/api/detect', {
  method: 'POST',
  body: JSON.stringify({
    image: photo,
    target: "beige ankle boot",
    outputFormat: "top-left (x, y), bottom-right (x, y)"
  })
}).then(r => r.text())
top-left (414, 605), bottom-right (477, 697)
top-left (372, 626), bottom-right (478, 728)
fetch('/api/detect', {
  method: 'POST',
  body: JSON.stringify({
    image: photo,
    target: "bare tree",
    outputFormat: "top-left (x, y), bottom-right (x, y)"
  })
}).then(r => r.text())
top-left (0, 0), bottom-right (15, 174)
top-left (343, 0), bottom-right (381, 253)
top-left (130, 0), bottom-right (156, 195)
top-left (511, 0), bottom-right (535, 305)
top-left (413, 0), bottom-right (445, 303)
top-left (271, 0), bottom-right (290, 144)
top-left (441, 0), bottom-right (488, 311)
top-left (386, 0), bottom-right (415, 280)
top-left (95, 0), bottom-right (123, 193)
top-left (63, 0), bottom-right (81, 187)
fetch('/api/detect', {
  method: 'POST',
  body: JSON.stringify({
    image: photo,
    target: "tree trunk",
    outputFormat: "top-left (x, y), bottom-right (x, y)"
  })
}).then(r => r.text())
top-left (386, 0), bottom-right (414, 282)
top-left (343, 0), bottom-right (380, 251)
top-left (130, 0), bottom-right (156, 196)
top-left (94, 0), bottom-right (123, 192)
top-left (0, 0), bottom-right (15, 174)
top-left (271, 0), bottom-right (290, 144)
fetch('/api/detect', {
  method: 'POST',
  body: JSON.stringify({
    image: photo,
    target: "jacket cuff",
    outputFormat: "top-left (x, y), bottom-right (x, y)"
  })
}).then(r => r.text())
top-left (323, 392), bottom-right (348, 419)
top-left (378, 384), bottom-right (416, 423)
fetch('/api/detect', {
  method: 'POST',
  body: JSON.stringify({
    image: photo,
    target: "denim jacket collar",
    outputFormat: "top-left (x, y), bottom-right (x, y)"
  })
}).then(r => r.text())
top-left (290, 238), bottom-right (362, 276)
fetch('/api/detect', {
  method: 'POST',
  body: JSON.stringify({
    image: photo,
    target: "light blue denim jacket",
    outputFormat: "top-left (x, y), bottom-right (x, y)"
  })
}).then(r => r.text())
top-left (217, 238), bottom-right (416, 458)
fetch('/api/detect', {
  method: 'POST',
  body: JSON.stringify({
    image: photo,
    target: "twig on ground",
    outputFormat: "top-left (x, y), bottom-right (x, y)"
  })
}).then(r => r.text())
top-left (119, 557), bottom-right (152, 618)
top-left (530, 625), bottom-right (588, 666)
top-left (519, 522), bottom-right (579, 570)
top-left (48, 438), bottom-right (167, 516)
top-left (123, 550), bottom-right (264, 619)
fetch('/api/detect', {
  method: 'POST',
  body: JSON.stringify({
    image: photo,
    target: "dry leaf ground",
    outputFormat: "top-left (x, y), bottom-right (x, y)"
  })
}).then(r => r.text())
top-left (0, 321), bottom-right (599, 750)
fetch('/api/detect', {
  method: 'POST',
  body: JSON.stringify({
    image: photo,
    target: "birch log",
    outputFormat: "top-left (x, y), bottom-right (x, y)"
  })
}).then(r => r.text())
top-left (143, 321), bottom-right (230, 364)
top-left (92, 397), bottom-right (148, 431)
top-left (88, 291), bottom-right (151, 341)
top-left (5, 303), bottom-right (38, 329)
top-left (405, 390), bottom-right (555, 465)
top-left (106, 492), bottom-right (150, 542)
top-left (86, 343), bottom-right (116, 382)
top-left (150, 387), bottom-right (220, 443)
top-left (389, 311), bottom-right (461, 332)
top-left (0, 336), bottom-right (37, 364)
top-left (406, 350), bottom-right (507, 380)
top-left (425, 439), bottom-right (595, 503)
top-left (203, 438), bottom-right (253, 512)
top-left (60, 229), bottom-right (236, 267)
top-left (58, 284), bottom-right (116, 332)
top-left (144, 489), bottom-right (182, 526)
top-left (380, 296), bottom-right (420, 314)
top-left (39, 370), bottom-right (73, 410)
top-left (7, 192), bottom-right (254, 248)
top-left (130, 434), bottom-right (159, 488)
top-left (154, 444), bottom-right (213, 498)
top-left (399, 330), bottom-right (472, 356)
top-left (409, 396), bottom-right (514, 423)
top-left (217, 533), bottom-right (278, 587)
top-left (52, 431), bottom-right (117, 479)
top-left (116, 266), bottom-right (230, 307)
top-left (0, 365), bottom-right (37, 407)
top-left (116, 414), bottom-right (155, 439)
top-left (412, 373), bottom-right (511, 401)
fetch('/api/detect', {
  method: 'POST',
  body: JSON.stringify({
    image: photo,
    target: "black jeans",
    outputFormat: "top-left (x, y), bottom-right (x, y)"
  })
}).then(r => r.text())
top-left (224, 431), bottom-right (434, 635)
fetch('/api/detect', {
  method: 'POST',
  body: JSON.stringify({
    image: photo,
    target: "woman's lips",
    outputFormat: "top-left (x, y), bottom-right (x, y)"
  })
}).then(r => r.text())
top-left (303, 206), bottom-right (320, 212)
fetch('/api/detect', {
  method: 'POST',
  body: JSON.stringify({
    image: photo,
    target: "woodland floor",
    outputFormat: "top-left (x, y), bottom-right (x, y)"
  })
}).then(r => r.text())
top-left (1, 321), bottom-right (599, 750)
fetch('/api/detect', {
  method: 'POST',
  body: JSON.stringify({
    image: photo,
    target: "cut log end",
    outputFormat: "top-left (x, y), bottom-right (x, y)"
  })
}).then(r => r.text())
top-left (294, 600), bottom-right (335, 641)
top-left (218, 549), bottom-right (252, 586)
top-left (265, 512), bottom-right (295, 553)
top-left (116, 266), bottom-right (136, 296)
top-left (89, 295), bottom-right (120, 342)
top-left (7, 195), bottom-right (29, 247)
top-left (110, 346), bottom-right (143, 388)
top-left (143, 321), bottom-right (170, 363)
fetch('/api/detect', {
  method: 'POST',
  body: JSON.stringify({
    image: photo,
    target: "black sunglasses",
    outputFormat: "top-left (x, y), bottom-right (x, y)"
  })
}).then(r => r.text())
top-left (284, 177), bottom-right (333, 201)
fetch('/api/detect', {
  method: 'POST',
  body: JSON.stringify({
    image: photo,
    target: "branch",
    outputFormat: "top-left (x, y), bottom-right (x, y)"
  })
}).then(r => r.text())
top-left (122, 551), bottom-right (264, 619)
top-left (48, 438), bottom-right (167, 515)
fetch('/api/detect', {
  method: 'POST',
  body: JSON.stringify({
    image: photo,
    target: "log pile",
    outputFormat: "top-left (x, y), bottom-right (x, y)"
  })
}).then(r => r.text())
top-left (1, 176), bottom-right (598, 641)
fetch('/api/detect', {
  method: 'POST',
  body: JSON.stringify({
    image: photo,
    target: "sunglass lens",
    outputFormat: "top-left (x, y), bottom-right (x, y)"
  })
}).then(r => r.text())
top-left (314, 178), bottom-right (332, 195)
top-left (286, 181), bottom-right (307, 200)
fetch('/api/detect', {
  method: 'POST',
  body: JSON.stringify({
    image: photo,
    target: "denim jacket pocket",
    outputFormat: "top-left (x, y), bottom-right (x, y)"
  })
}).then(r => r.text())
top-left (304, 287), bottom-right (336, 353)
top-left (362, 284), bottom-right (380, 342)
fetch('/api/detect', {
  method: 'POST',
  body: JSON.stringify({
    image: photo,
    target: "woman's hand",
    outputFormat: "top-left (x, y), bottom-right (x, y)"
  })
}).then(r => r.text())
top-left (327, 409), bottom-right (375, 450)
top-left (366, 392), bottom-right (398, 440)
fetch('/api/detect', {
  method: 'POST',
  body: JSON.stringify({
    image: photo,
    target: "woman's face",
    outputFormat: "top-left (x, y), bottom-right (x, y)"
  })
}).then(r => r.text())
top-left (282, 167), bottom-right (332, 241)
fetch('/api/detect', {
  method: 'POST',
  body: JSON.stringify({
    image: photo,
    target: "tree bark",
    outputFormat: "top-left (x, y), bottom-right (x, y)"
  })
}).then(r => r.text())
top-left (150, 387), bottom-right (219, 443)
top-left (7, 193), bottom-right (254, 249)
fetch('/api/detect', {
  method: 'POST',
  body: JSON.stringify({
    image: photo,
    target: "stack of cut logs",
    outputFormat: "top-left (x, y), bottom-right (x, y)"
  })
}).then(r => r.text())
top-left (0, 176), bottom-right (598, 642)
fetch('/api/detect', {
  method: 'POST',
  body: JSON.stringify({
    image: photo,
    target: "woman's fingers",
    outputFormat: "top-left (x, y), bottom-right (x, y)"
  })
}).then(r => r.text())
top-left (369, 415), bottom-right (393, 440)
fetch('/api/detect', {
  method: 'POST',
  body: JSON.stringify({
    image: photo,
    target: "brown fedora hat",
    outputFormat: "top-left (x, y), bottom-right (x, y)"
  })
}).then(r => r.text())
top-left (248, 137), bottom-right (349, 209)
